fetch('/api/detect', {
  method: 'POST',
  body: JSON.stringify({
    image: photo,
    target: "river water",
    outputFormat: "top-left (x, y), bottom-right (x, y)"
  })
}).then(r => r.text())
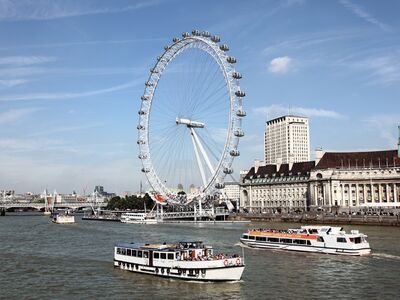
top-left (1, 213), bottom-right (400, 300)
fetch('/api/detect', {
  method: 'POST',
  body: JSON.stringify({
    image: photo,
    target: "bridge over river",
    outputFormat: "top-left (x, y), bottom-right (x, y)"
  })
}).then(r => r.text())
top-left (0, 201), bottom-right (107, 212)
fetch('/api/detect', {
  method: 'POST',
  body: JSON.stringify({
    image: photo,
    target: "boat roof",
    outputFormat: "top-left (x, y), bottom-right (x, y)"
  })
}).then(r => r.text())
top-left (115, 241), bottom-right (206, 251)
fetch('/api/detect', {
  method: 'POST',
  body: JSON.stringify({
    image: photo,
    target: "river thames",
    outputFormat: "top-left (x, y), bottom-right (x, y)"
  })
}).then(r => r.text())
top-left (1, 213), bottom-right (399, 299)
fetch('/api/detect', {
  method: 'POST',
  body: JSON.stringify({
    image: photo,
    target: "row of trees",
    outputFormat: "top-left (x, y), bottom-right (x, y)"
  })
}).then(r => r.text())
top-left (106, 194), bottom-right (154, 211)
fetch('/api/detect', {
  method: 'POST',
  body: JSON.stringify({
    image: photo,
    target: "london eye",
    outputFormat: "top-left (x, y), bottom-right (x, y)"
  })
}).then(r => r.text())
top-left (137, 30), bottom-right (246, 207)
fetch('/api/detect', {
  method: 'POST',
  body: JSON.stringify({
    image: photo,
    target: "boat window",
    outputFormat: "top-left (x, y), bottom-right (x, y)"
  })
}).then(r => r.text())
top-left (143, 251), bottom-right (148, 258)
top-left (317, 237), bottom-right (324, 242)
top-left (154, 252), bottom-right (159, 259)
top-left (121, 248), bottom-right (126, 255)
top-left (337, 237), bottom-right (347, 243)
top-left (249, 235), bottom-right (256, 240)
top-left (127, 249), bottom-right (131, 256)
top-left (242, 234), bottom-right (249, 239)
top-left (256, 236), bottom-right (266, 241)
top-left (137, 250), bottom-right (143, 258)
top-left (116, 248), bottom-right (121, 254)
top-left (160, 253), bottom-right (167, 259)
top-left (280, 238), bottom-right (292, 244)
top-left (168, 253), bottom-right (174, 260)
top-left (132, 250), bottom-right (137, 257)
top-left (293, 239), bottom-right (306, 245)
top-left (268, 237), bottom-right (279, 243)
top-left (350, 237), bottom-right (361, 244)
top-left (308, 229), bottom-right (318, 234)
top-left (307, 240), bottom-right (311, 245)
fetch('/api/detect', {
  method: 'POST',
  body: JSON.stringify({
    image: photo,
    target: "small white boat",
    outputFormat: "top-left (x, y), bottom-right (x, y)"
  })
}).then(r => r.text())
top-left (240, 226), bottom-right (371, 256)
top-left (114, 241), bottom-right (245, 281)
top-left (120, 212), bottom-right (157, 224)
top-left (51, 211), bottom-right (75, 224)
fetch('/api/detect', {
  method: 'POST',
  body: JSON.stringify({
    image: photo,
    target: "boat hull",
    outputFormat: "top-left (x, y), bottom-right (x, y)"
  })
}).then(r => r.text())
top-left (241, 239), bottom-right (371, 256)
top-left (114, 260), bottom-right (244, 281)
top-left (121, 219), bottom-right (157, 224)
top-left (52, 216), bottom-right (75, 224)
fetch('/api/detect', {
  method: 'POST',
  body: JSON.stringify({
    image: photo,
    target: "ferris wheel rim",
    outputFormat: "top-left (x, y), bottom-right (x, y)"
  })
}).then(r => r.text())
top-left (137, 31), bottom-right (245, 202)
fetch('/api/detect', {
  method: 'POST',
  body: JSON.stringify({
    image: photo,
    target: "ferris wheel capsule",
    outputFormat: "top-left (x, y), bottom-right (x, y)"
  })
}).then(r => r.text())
top-left (220, 44), bottom-right (229, 51)
top-left (232, 72), bottom-right (242, 79)
top-left (215, 182), bottom-right (225, 189)
top-left (236, 109), bottom-right (246, 117)
top-left (227, 56), bottom-right (236, 64)
top-left (211, 35), bottom-right (220, 42)
top-left (182, 32), bottom-right (190, 38)
top-left (223, 167), bottom-right (233, 174)
top-left (234, 129), bottom-right (244, 137)
top-left (235, 90), bottom-right (245, 97)
top-left (230, 149), bottom-right (240, 156)
top-left (192, 29), bottom-right (201, 36)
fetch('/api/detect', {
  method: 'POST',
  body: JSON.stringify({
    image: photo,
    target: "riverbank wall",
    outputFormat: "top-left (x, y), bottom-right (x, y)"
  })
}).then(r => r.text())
top-left (230, 213), bottom-right (400, 227)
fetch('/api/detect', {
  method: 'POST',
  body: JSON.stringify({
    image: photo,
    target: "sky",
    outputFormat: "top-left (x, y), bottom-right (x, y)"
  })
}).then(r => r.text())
top-left (1, 0), bottom-right (400, 194)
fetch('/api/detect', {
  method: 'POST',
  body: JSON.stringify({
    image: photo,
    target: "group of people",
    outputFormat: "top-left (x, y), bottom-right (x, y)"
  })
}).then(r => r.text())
top-left (178, 252), bottom-right (239, 261)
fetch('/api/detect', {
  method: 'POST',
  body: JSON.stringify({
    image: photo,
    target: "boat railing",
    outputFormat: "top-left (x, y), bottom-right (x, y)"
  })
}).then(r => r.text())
top-left (180, 253), bottom-right (240, 262)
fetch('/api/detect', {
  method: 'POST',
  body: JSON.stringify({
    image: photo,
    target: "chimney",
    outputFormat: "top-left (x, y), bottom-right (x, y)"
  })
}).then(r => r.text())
top-left (315, 147), bottom-right (324, 165)
top-left (254, 159), bottom-right (265, 173)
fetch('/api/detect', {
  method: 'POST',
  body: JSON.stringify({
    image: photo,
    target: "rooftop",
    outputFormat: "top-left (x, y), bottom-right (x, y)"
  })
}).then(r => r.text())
top-left (244, 161), bottom-right (315, 180)
top-left (316, 149), bottom-right (400, 169)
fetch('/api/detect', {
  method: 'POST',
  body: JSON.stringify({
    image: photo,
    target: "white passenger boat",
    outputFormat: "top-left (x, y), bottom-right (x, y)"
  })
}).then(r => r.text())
top-left (51, 211), bottom-right (75, 224)
top-left (120, 212), bottom-right (157, 224)
top-left (240, 226), bottom-right (371, 256)
top-left (114, 241), bottom-right (245, 281)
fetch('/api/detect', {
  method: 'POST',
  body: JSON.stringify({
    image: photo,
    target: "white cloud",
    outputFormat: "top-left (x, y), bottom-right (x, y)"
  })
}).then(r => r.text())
top-left (0, 79), bottom-right (28, 87)
top-left (0, 56), bottom-right (56, 66)
top-left (0, 107), bottom-right (40, 124)
top-left (351, 55), bottom-right (400, 86)
top-left (365, 114), bottom-right (400, 147)
top-left (339, 0), bottom-right (389, 31)
top-left (253, 104), bottom-right (344, 119)
top-left (0, 0), bottom-right (159, 21)
top-left (268, 56), bottom-right (292, 74)
top-left (0, 80), bottom-right (141, 102)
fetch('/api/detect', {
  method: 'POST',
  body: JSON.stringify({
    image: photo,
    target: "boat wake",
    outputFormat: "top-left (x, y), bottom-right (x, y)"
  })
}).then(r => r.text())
top-left (373, 252), bottom-right (400, 261)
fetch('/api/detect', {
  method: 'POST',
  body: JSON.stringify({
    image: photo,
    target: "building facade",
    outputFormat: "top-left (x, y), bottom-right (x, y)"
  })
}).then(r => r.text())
top-left (241, 149), bottom-right (400, 213)
top-left (240, 161), bottom-right (315, 213)
top-left (264, 115), bottom-right (310, 164)
top-left (309, 150), bottom-right (400, 213)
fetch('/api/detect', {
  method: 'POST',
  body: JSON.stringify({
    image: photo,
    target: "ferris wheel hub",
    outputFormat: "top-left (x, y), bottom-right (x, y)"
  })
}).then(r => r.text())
top-left (175, 117), bottom-right (205, 128)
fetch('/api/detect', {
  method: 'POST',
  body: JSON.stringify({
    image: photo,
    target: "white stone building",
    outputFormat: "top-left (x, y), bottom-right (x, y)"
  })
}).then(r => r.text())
top-left (264, 115), bottom-right (310, 164)
top-left (240, 161), bottom-right (315, 213)
top-left (309, 149), bottom-right (400, 213)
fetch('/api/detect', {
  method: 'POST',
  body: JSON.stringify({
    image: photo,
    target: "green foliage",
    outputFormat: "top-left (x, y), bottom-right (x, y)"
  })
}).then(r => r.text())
top-left (106, 193), bottom-right (154, 211)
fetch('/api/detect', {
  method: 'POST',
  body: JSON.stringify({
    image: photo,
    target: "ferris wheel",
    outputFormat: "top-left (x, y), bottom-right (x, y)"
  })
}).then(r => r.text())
top-left (137, 30), bottom-right (246, 206)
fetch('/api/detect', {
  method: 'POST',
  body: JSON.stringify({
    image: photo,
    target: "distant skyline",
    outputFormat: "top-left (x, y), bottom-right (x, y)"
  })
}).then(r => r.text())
top-left (1, 0), bottom-right (400, 193)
